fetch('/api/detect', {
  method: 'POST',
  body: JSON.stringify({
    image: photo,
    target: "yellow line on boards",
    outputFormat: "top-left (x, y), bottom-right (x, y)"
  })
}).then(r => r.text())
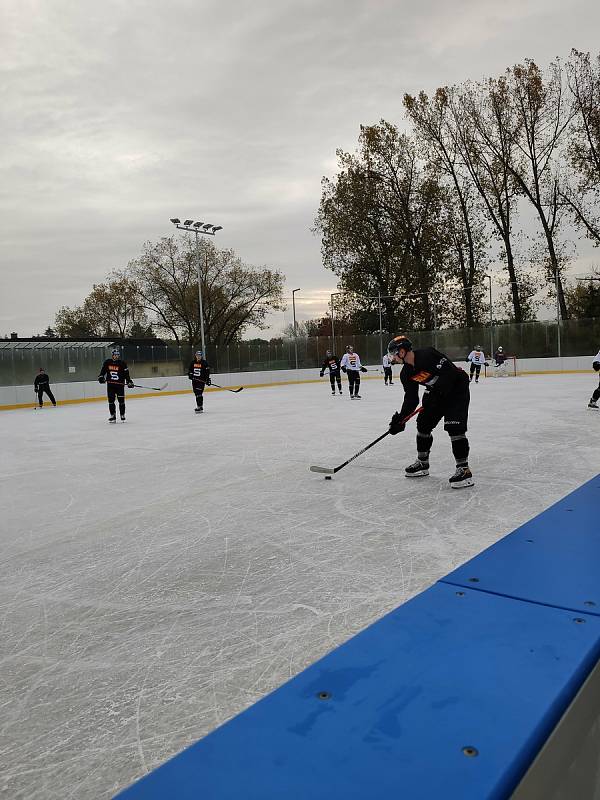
top-left (0, 370), bottom-right (595, 410)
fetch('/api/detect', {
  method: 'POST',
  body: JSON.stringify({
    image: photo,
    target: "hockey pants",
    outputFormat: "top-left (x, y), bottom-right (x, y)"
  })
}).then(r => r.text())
top-left (415, 374), bottom-right (470, 466)
top-left (37, 386), bottom-right (56, 407)
top-left (107, 384), bottom-right (125, 417)
top-left (329, 373), bottom-right (342, 391)
top-left (192, 382), bottom-right (205, 408)
top-left (347, 370), bottom-right (360, 396)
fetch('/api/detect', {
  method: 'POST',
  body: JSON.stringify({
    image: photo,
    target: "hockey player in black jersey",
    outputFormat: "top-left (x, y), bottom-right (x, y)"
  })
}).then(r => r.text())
top-left (319, 350), bottom-right (343, 395)
top-left (98, 348), bottom-right (133, 422)
top-left (34, 368), bottom-right (57, 407)
top-left (387, 335), bottom-right (474, 488)
top-left (588, 349), bottom-right (600, 408)
top-left (188, 350), bottom-right (211, 413)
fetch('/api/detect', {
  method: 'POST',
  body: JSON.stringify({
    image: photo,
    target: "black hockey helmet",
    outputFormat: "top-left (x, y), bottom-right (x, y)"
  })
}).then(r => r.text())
top-left (388, 335), bottom-right (413, 356)
top-left (111, 347), bottom-right (120, 359)
top-left (345, 344), bottom-right (353, 352)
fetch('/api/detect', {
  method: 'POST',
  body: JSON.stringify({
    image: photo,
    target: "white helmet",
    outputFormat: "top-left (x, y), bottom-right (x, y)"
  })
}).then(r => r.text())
top-left (497, 346), bottom-right (503, 352)
top-left (195, 350), bottom-right (203, 358)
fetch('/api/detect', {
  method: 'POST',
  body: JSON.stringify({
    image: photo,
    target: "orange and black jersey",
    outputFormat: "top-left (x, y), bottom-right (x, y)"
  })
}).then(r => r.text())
top-left (99, 359), bottom-right (131, 385)
top-left (187, 358), bottom-right (210, 383)
top-left (399, 347), bottom-right (465, 417)
top-left (321, 356), bottom-right (340, 374)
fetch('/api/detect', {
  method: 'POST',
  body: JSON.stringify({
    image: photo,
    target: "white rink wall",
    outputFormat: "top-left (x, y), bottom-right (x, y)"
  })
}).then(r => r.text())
top-left (0, 355), bottom-right (597, 409)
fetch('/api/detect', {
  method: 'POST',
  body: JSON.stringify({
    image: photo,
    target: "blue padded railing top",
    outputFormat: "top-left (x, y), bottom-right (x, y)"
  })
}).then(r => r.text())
top-left (115, 474), bottom-right (600, 800)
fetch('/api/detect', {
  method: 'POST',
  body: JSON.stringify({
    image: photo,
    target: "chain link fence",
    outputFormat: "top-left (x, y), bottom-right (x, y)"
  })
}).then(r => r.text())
top-left (2, 319), bottom-right (599, 387)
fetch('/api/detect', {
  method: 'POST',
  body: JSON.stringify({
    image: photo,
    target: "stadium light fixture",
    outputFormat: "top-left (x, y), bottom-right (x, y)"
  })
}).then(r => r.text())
top-left (168, 216), bottom-right (223, 354)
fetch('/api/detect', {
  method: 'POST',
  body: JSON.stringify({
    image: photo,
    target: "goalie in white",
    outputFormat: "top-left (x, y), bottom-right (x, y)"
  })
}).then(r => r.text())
top-left (494, 346), bottom-right (510, 377)
top-left (467, 346), bottom-right (487, 383)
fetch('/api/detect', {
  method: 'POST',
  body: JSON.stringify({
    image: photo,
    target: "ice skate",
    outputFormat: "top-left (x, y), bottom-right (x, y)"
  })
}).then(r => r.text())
top-left (120, 414), bottom-right (126, 422)
top-left (108, 415), bottom-right (116, 423)
top-left (338, 390), bottom-right (343, 395)
top-left (331, 390), bottom-right (336, 396)
top-left (588, 400), bottom-right (598, 409)
top-left (195, 407), bottom-right (203, 414)
top-left (449, 466), bottom-right (474, 489)
top-left (405, 459), bottom-right (429, 477)
top-left (350, 395), bottom-right (355, 399)
top-left (354, 394), bottom-right (361, 399)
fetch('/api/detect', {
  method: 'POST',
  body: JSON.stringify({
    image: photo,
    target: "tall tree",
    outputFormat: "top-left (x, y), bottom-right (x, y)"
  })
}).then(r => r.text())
top-left (54, 272), bottom-right (149, 338)
top-left (316, 122), bottom-right (449, 332)
top-left (128, 236), bottom-right (285, 347)
top-left (483, 60), bottom-right (574, 319)
top-left (451, 78), bottom-right (529, 321)
top-left (561, 49), bottom-right (600, 245)
top-left (404, 88), bottom-right (488, 326)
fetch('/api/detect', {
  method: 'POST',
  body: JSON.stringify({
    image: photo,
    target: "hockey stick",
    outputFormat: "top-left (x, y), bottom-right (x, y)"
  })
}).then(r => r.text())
top-left (105, 381), bottom-right (168, 391)
top-left (210, 382), bottom-right (243, 393)
top-left (191, 378), bottom-right (244, 393)
top-left (309, 405), bottom-right (423, 475)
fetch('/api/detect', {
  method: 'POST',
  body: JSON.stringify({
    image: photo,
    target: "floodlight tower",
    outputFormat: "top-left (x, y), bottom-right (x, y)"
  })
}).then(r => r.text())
top-left (169, 218), bottom-right (223, 354)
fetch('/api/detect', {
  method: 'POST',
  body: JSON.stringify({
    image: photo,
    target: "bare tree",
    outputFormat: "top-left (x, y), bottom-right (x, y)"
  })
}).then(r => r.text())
top-left (404, 88), bottom-right (488, 326)
top-left (561, 49), bottom-right (600, 245)
top-left (490, 60), bottom-right (574, 319)
top-left (128, 236), bottom-right (285, 348)
top-left (450, 79), bottom-right (532, 321)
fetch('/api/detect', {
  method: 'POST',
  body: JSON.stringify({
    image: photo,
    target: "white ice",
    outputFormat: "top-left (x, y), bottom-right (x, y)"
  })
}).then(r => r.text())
top-left (1, 372), bottom-right (599, 799)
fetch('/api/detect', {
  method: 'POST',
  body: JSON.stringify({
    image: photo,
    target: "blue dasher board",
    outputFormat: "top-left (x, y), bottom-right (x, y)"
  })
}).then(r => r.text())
top-left (115, 582), bottom-right (600, 800)
top-left (441, 474), bottom-right (600, 615)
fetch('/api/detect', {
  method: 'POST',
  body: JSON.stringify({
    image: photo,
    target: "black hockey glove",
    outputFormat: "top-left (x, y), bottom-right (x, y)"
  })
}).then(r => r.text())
top-left (389, 412), bottom-right (406, 435)
top-left (127, 380), bottom-right (134, 388)
top-left (319, 371), bottom-right (324, 377)
top-left (341, 366), bottom-right (347, 373)
top-left (593, 362), bottom-right (600, 372)
top-left (98, 376), bottom-right (105, 384)
top-left (361, 367), bottom-right (367, 373)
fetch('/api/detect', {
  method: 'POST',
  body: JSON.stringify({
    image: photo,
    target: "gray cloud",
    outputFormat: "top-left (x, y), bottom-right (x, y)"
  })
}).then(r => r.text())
top-left (1, 0), bottom-right (599, 336)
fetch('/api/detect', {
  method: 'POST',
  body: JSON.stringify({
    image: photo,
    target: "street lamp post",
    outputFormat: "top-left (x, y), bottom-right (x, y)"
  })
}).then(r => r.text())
top-left (485, 275), bottom-right (493, 357)
top-left (555, 267), bottom-right (561, 358)
top-left (169, 218), bottom-right (223, 355)
top-left (292, 288), bottom-right (300, 369)
top-left (330, 292), bottom-right (343, 354)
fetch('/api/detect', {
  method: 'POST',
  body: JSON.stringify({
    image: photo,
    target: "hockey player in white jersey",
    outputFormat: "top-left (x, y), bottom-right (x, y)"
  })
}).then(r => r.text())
top-left (467, 346), bottom-right (487, 383)
top-left (382, 353), bottom-right (394, 385)
top-left (588, 349), bottom-right (600, 408)
top-left (340, 345), bottom-right (367, 398)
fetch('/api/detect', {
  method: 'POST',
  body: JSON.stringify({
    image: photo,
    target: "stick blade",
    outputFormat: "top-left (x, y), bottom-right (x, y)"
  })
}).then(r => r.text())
top-left (232, 387), bottom-right (244, 393)
top-left (309, 465), bottom-right (335, 474)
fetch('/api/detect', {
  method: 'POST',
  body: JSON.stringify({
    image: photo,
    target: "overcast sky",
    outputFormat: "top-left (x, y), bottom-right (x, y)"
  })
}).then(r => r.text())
top-left (2, 0), bottom-right (599, 339)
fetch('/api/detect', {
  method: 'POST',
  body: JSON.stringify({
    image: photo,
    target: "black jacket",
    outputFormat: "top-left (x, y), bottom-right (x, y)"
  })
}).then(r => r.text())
top-left (399, 348), bottom-right (465, 417)
top-left (34, 373), bottom-right (50, 389)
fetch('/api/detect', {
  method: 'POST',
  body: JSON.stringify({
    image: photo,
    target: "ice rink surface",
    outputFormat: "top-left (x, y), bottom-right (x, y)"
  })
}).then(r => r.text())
top-left (1, 372), bottom-right (599, 799)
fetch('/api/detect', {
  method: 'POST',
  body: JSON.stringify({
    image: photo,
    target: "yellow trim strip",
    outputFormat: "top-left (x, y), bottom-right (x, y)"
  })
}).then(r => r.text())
top-left (0, 370), bottom-right (596, 411)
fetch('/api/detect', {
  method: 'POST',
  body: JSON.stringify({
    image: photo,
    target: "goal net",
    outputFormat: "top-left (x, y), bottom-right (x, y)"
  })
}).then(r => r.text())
top-left (485, 355), bottom-right (518, 378)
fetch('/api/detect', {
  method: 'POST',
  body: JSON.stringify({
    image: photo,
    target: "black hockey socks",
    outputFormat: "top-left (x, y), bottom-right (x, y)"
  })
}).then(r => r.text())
top-left (450, 433), bottom-right (469, 466)
top-left (416, 432), bottom-right (433, 463)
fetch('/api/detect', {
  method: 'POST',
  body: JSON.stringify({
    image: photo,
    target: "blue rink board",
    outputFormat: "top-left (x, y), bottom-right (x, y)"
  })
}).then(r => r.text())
top-left (441, 474), bottom-right (600, 614)
top-left (115, 582), bottom-right (600, 800)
